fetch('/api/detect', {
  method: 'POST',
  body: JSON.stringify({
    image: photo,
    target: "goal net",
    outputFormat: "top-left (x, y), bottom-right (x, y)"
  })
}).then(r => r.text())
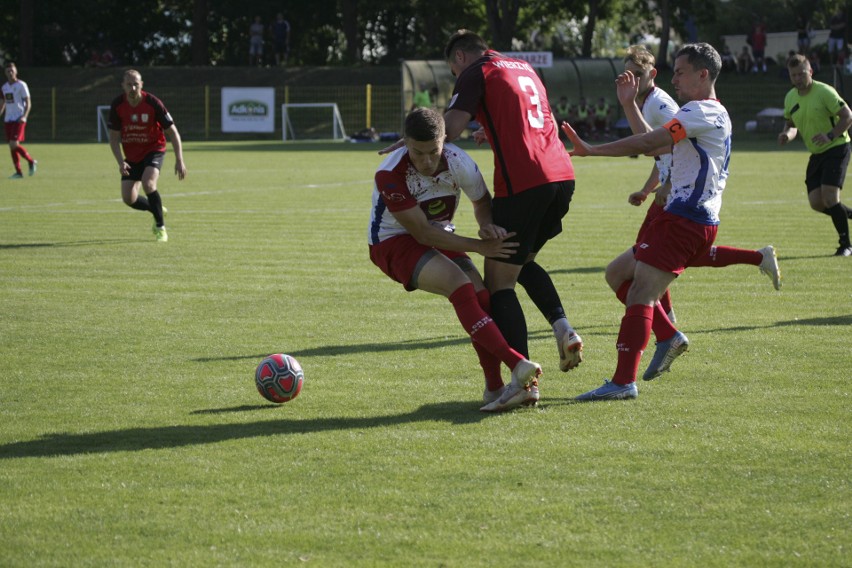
top-left (97, 105), bottom-right (111, 142)
top-left (281, 103), bottom-right (347, 141)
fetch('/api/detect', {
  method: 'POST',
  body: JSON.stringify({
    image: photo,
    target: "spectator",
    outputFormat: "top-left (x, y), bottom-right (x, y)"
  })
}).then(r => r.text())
top-left (270, 13), bottom-right (291, 66)
top-left (797, 16), bottom-right (812, 55)
top-left (249, 15), bottom-right (265, 66)
top-left (411, 83), bottom-right (432, 110)
top-left (720, 43), bottom-right (737, 73)
top-left (749, 20), bottom-right (768, 73)
top-left (828, 10), bottom-right (847, 66)
top-left (592, 97), bottom-right (612, 138)
top-left (737, 45), bottom-right (755, 74)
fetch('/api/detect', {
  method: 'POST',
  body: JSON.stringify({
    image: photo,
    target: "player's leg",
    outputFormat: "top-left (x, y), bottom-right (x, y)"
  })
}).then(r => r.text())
top-left (141, 166), bottom-right (164, 228)
top-left (457, 259), bottom-right (505, 398)
top-left (121, 179), bottom-right (148, 211)
top-left (8, 140), bottom-right (22, 176)
top-left (818, 185), bottom-right (851, 255)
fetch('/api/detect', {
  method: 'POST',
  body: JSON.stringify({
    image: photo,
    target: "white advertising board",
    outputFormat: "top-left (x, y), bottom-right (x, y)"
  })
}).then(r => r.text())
top-left (221, 87), bottom-right (275, 132)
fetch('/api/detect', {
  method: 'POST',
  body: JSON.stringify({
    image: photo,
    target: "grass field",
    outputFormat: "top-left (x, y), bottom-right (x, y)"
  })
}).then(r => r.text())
top-left (0, 140), bottom-right (849, 566)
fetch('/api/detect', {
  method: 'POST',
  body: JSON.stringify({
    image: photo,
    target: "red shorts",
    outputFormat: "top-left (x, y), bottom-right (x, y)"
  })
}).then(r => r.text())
top-left (4, 121), bottom-right (26, 143)
top-left (369, 234), bottom-right (470, 291)
top-left (634, 211), bottom-right (717, 275)
top-left (635, 201), bottom-right (666, 244)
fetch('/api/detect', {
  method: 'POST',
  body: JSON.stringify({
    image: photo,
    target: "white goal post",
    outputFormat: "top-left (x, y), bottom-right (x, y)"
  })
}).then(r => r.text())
top-left (281, 103), bottom-right (347, 141)
top-left (97, 105), bottom-right (111, 142)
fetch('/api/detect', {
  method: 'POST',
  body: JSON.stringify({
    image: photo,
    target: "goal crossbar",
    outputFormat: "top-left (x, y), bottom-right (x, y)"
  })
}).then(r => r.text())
top-left (281, 103), bottom-right (347, 141)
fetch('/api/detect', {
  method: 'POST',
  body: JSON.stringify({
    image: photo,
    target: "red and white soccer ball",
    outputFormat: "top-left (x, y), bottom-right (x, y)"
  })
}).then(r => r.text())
top-left (255, 354), bottom-right (304, 403)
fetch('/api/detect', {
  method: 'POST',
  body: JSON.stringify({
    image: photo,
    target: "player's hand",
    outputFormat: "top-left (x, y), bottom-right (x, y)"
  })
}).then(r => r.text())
top-left (175, 159), bottom-right (187, 180)
top-left (811, 132), bottom-right (832, 147)
top-left (472, 127), bottom-right (487, 146)
top-left (118, 160), bottom-right (130, 176)
top-left (378, 138), bottom-right (404, 155)
top-left (627, 191), bottom-right (648, 206)
top-left (615, 71), bottom-right (639, 106)
top-left (19, 117), bottom-right (26, 123)
top-left (654, 184), bottom-right (671, 207)
top-left (561, 121), bottom-right (591, 156)
top-left (480, 233), bottom-right (519, 259)
top-left (478, 224), bottom-right (509, 240)
top-left (778, 132), bottom-right (789, 145)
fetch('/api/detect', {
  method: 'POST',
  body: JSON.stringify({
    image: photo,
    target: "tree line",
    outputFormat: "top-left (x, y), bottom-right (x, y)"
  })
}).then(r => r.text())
top-left (1, 0), bottom-right (844, 68)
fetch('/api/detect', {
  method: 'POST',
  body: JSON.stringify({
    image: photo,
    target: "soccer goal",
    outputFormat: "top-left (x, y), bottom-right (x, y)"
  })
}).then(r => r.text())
top-left (281, 103), bottom-right (347, 141)
top-left (96, 105), bottom-right (111, 142)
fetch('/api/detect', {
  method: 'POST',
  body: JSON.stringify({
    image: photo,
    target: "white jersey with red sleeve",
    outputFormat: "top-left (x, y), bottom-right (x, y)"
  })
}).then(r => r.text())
top-left (663, 99), bottom-right (731, 226)
top-left (641, 86), bottom-right (678, 185)
top-left (2, 79), bottom-right (30, 122)
top-left (368, 143), bottom-right (488, 245)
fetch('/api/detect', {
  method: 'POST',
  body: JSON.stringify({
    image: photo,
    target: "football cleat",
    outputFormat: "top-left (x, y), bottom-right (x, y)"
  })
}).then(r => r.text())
top-left (834, 245), bottom-right (852, 257)
top-left (8, 172), bottom-right (23, 179)
top-left (154, 227), bottom-right (168, 243)
top-left (575, 380), bottom-right (638, 402)
top-left (480, 360), bottom-right (541, 412)
top-left (558, 332), bottom-right (584, 372)
top-left (521, 378), bottom-right (540, 407)
top-left (642, 331), bottom-right (689, 380)
top-left (28, 160), bottom-right (37, 176)
top-left (483, 385), bottom-right (505, 405)
top-left (757, 245), bottom-right (782, 290)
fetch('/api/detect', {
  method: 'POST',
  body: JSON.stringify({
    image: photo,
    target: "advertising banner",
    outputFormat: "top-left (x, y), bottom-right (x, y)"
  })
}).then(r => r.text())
top-left (221, 87), bottom-right (275, 132)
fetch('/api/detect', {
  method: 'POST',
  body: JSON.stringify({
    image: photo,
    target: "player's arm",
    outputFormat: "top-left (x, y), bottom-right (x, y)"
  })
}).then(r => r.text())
top-left (108, 129), bottom-right (130, 176)
top-left (562, 121), bottom-right (672, 158)
top-left (628, 165), bottom-right (661, 206)
top-left (391, 205), bottom-right (517, 259)
top-left (815, 104), bottom-right (852, 146)
top-left (616, 72), bottom-right (653, 135)
top-left (20, 96), bottom-right (30, 122)
top-left (0, 100), bottom-right (5, 119)
top-left (444, 109), bottom-right (473, 142)
top-left (778, 119), bottom-right (797, 145)
top-left (469, 192), bottom-right (509, 240)
top-left (164, 124), bottom-right (187, 180)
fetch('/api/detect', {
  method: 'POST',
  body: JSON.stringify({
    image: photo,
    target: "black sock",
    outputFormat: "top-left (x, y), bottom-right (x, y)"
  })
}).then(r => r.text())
top-left (826, 203), bottom-right (850, 246)
top-left (147, 191), bottom-right (164, 228)
top-left (490, 289), bottom-right (528, 359)
top-left (517, 261), bottom-right (566, 325)
top-left (842, 202), bottom-right (852, 219)
top-left (129, 196), bottom-right (150, 212)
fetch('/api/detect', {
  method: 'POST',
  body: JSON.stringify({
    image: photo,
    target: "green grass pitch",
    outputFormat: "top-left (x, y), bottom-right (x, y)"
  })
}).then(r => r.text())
top-left (0, 140), bottom-right (849, 566)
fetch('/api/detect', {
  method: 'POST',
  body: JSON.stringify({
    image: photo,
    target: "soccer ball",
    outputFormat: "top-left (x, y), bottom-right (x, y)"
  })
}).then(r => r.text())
top-left (255, 354), bottom-right (304, 403)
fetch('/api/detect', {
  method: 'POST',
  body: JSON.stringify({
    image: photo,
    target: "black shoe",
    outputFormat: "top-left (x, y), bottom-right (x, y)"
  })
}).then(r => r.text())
top-left (835, 245), bottom-right (852, 257)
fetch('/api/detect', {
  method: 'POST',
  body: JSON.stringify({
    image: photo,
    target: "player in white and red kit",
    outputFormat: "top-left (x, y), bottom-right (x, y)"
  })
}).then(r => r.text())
top-left (606, 46), bottom-right (781, 375)
top-left (563, 43), bottom-right (737, 401)
top-left (1, 62), bottom-right (37, 179)
top-left (369, 107), bottom-right (541, 409)
top-left (442, 30), bottom-right (583, 412)
top-left (108, 69), bottom-right (186, 242)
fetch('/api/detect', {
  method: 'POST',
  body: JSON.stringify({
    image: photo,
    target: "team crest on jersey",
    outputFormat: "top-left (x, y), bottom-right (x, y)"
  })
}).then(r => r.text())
top-left (381, 190), bottom-right (406, 202)
top-left (131, 114), bottom-right (139, 122)
top-left (141, 113), bottom-right (150, 123)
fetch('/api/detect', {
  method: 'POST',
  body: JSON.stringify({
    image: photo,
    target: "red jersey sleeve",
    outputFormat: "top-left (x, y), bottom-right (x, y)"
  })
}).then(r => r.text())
top-left (375, 170), bottom-right (417, 212)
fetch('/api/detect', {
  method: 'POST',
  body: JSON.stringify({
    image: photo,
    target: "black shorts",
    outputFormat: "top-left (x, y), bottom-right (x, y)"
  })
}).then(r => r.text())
top-left (806, 143), bottom-right (850, 192)
top-left (122, 152), bottom-right (165, 182)
top-left (491, 180), bottom-right (575, 265)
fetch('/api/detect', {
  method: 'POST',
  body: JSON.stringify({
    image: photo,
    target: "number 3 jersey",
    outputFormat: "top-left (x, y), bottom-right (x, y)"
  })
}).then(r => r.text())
top-left (368, 143), bottom-right (487, 245)
top-left (447, 50), bottom-right (574, 198)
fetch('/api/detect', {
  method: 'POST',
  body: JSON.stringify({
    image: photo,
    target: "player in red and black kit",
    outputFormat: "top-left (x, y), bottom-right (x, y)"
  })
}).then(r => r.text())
top-left (442, 30), bottom-right (582, 411)
top-left (108, 69), bottom-right (186, 242)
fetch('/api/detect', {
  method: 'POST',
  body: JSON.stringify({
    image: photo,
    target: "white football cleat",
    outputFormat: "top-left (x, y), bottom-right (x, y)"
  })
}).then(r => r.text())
top-left (558, 332), bottom-right (584, 372)
top-left (758, 245), bottom-right (782, 290)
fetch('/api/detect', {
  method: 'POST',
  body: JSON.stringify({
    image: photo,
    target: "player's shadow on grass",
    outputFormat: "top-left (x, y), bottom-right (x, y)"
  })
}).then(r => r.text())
top-left (0, 401), bottom-right (488, 459)
top-left (706, 314), bottom-right (852, 333)
top-left (193, 326), bottom-right (617, 362)
top-left (0, 239), bottom-right (132, 249)
top-left (548, 265), bottom-right (605, 275)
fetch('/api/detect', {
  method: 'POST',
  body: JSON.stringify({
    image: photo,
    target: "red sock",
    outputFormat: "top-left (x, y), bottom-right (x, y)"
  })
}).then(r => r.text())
top-left (690, 245), bottom-right (762, 267)
top-left (10, 148), bottom-right (21, 173)
top-left (651, 301), bottom-right (677, 342)
top-left (15, 145), bottom-right (33, 164)
top-left (472, 287), bottom-right (503, 390)
top-left (612, 304), bottom-right (653, 385)
top-left (658, 288), bottom-right (673, 316)
top-left (615, 280), bottom-right (632, 305)
top-left (449, 283), bottom-right (523, 370)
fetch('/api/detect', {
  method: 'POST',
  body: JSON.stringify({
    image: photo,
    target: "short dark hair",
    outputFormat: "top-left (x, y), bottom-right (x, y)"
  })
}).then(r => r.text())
top-left (444, 29), bottom-right (488, 61)
top-left (675, 43), bottom-right (722, 81)
top-left (787, 53), bottom-right (809, 69)
top-left (4, 61), bottom-right (17, 69)
top-left (404, 107), bottom-right (445, 142)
